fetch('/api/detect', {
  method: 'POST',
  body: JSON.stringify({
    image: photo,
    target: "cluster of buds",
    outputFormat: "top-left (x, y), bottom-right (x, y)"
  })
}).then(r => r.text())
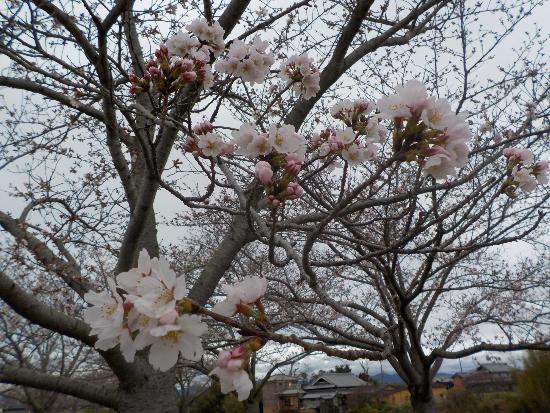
top-left (129, 45), bottom-right (211, 95)
top-left (501, 147), bottom-right (548, 196)
top-left (255, 153), bottom-right (305, 208)
top-left (182, 121), bottom-right (234, 157)
top-left (377, 80), bottom-right (471, 180)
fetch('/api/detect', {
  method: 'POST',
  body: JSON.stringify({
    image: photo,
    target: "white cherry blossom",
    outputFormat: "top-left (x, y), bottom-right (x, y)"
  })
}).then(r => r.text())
top-left (422, 146), bottom-right (457, 180)
top-left (148, 314), bottom-right (207, 371)
top-left (341, 143), bottom-right (377, 165)
top-left (216, 37), bottom-right (274, 84)
top-left (212, 276), bottom-right (267, 316)
top-left (335, 127), bottom-right (356, 145)
top-left (210, 346), bottom-right (253, 401)
top-left (129, 256), bottom-right (187, 319)
top-left (512, 167), bottom-right (538, 193)
top-left (197, 132), bottom-right (225, 157)
top-left (83, 278), bottom-right (123, 330)
top-left (165, 32), bottom-right (200, 57)
top-left (268, 124), bottom-right (305, 156)
top-left (421, 97), bottom-right (453, 129)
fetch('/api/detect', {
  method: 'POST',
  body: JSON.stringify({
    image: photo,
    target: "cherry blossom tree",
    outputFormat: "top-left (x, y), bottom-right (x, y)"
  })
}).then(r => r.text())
top-left (1, 1), bottom-right (549, 413)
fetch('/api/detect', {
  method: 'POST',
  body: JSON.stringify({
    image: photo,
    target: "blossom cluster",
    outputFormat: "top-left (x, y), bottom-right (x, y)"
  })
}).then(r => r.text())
top-left (230, 123), bottom-right (306, 206)
top-left (130, 18), bottom-right (226, 94)
top-left (279, 53), bottom-right (320, 100)
top-left (83, 250), bottom-right (206, 371)
top-left (502, 148), bottom-right (548, 195)
top-left (210, 276), bottom-right (269, 400)
top-left (182, 121), bottom-right (235, 158)
top-left (216, 37), bottom-right (274, 84)
top-left (129, 44), bottom-right (213, 94)
top-left (378, 80), bottom-right (471, 180)
top-left (311, 99), bottom-right (387, 165)
top-left (84, 267), bottom-right (269, 401)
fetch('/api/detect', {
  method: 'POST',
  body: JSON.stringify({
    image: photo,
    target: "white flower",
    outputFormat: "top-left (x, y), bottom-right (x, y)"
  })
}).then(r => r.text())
top-left (166, 32), bottom-right (200, 57)
top-left (198, 132), bottom-right (225, 157)
top-left (212, 276), bottom-right (267, 316)
top-left (83, 278), bottom-right (123, 330)
top-left (130, 256), bottom-right (187, 319)
top-left (186, 19), bottom-right (225, 57)
top-left (334, 127), bottom-right (356, 145)
top-left (210, 347), bottom-right (253, 401)
top-left (341, 143), bottom-right (377, 165)
top-left (247, 133), bottom-right (273, 157)
top-left (94, 325), bottom-right (137, 362)
top-left (116, 249), bottom-right (153, 295)
top-left (330, 99), bottom-right (354, 118)
top-left (421, 97), bottom-right (453, 129)
top-left (422, 146), bottom-right (457, 180)
top-left (364, 118), bottom-right (387, 144)
top-left (512, 167), bottom-right (538, 193)
top-left (148, 314), bottom-right (207, 371)
top-left (377, 94), bottom-right (410, 119)
top-left (216, 37), bottom-right (273, 84)
top-left (445, 140), bottom-right (470, 168)
top-left (378, 80), bottom-right (429, 118)
top-left (231, 123), bottom-right (258, 155)
top-left (268, 124), bottom-right (305, 156)
top-left (397, 80), bottom-right (428, 111)
top-left (503, 147), bottom-right (535, 165)
top-left (533, 160), bottom-right (549, 184)
top-left (83, 279), bottom-right (138, 361)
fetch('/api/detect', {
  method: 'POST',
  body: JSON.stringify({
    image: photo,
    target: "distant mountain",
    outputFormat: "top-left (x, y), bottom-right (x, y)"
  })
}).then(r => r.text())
top-left (369, 372), bottom-right (405, 385)
top-left (368, 371), bottom-right (454, 385)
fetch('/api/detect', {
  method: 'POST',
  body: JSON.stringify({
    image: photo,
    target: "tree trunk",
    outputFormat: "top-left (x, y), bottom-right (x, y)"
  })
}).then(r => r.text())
top-left (246, 397), bottom-right (261, 413)
top-left (117, 358), bottom-right (179, 413)
top-left (409, 385), bottom-right (437, 413)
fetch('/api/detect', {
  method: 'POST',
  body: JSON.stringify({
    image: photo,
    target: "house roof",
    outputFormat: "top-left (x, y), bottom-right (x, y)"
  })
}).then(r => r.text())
top-left (279, 389), bottom-right (304, 396)
top-left (304, 373), bottom-right (367, 389)
top-left (302, 391), bottom-right (337, 399)
top-left (477, 363), bottom-right (513, 373)
top-left (268, 374), bottom-right (299, 382)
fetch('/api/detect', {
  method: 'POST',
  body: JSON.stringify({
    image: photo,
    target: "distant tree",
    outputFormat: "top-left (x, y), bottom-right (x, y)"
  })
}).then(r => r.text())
top-left (331, 364), bottom-right (352, 373)
top-left (515, 351), bottom-right (550, 413)
top-left (359, 372), bottom-right (377, 385)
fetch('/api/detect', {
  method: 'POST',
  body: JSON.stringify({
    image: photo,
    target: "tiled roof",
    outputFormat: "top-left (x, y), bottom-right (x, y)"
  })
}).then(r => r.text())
top-left (305, 373), bottom-right (367, 389)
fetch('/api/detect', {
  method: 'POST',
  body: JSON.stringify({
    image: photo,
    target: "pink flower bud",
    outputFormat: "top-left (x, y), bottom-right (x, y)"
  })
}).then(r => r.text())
top-left (284, 153), bottom-right (303, 175)
top-left (230, 345), bottom-right (247, 359)
top-left (533, 160), bottom-right (548, 174)
top-left (221, 143), bottom-right (235, 155)
top-left (255, 161), bottom-right (273, 185)
top-left (129, 73), bottom-right (139, 83)
top-left (158, 310), bottom-right (178, 325)
top-left (181, 71), bottom-right (197, 83)
top-left (155, 44), bottom-right (169, 59)
top-left (147, 66), bottom-right (162, 78)
top-left (286, 182), bottom-right (304, 199)
top-left (310, 133), bottom-right (322, 148)
top-left (182, 137), bottom-right (198, 153)
top-left (177, 58), bottom-right (194, 72)
top-left (193, 121), bottom-right (214, 135)
top-left (123, 301), bottom-right (134, 312)
top-left (267, 195), bottom-right (281, 207)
